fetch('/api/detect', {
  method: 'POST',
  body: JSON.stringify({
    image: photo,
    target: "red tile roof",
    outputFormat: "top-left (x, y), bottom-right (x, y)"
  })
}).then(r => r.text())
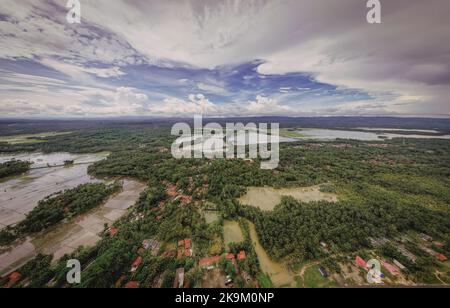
top-left (132, 256), bottom-right (143, 268)
top-left (185, 239), bottom-right (191, 249)
top-left (226, 253), bottom-right (235, 260)
top-left (109, 228), bottom-right (119, 237)
top-left (9, 272), bottom-right (21, 284)
top-left (199, 256), bottom-right (221, 267)
top-left (124, 281), bottom-right (139, 289)
top-left (436, 253), bottom-right (447, 261)
top-left (237, 250), bottom-right (247, 260)
top-left (355, 256), bottom-right (367, 268)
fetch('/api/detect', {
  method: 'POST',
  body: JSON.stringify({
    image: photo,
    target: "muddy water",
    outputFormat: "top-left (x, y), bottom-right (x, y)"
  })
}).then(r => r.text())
top-left (0, 152), bottom-right (109, 229)
top-left (0, 179), bottom-right (146, 276)
top-left (238, 186), bottom-right (338, 211)
top-left (297, 128), bottom-right (450, 141)
top-left (248, 222), bottom-right (295, 287)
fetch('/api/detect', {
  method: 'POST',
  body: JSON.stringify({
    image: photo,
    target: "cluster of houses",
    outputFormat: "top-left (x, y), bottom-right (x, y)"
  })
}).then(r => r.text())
top-left (199, 251), bottom-right (247, 270)
top-left (177, 239), bottom-right (193, 259)
top-left (1, 272), bottom-right (22, 288)
top-left (166, 183), bottom-right (192, 205)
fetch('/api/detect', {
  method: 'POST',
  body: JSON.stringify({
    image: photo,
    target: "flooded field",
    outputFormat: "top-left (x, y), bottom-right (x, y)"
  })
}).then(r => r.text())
top-left (294, 128), bottom-right (450, 141)
top-left (238, 186), bottom-right (338, 211)
top-left (248, 222), bottom-right (295, 287)
top-left (223, 221), bottom-right (244, 247)
top-left (0, 179), bottom-right (146, 276)
top-left (0, 152), bottom-right (109, 229)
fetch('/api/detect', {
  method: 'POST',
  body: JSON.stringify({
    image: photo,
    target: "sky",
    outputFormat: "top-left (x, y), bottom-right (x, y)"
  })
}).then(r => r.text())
top-left (0, 0), bottom-right (449, 118)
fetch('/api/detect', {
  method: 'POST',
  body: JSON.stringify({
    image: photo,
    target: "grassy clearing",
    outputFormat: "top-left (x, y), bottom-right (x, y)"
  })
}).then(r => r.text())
top-left (0, 132), bottom-right (72, 145)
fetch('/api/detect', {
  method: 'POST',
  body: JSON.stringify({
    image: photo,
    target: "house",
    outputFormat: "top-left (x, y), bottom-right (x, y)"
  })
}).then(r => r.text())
top-left (419, 233), bottom-right (433, 242)
top-left (237, 250), bottom-right (247, 261)
top-left (177, 239), bottom-right (193, 259)
top-left (393, 259), bottom-right (406, 270)
top-left (199, 256), bottom-right (221, 268)
top-left (355, 256), bottom-right (367, 268)
top-left (369, 237), bottom-right (390, 248)
top-left (142, 239), bottom-right (160, 256)
top-left (226, 253), bottom-right (235, 261)
top-left (318, 266), bottom-right (329, 278)
top-left (4, 272), bottom-right (22, 288)
top-left (382, 261), bottom-right (399, 276)
top-left (109, 227), bottom-right (119, 237)
top-left (173, 268), bottom-right (185, 288)
top-left (397, 246), bottom-right (417, 263)
top-left (131, 256), bottom-right (143, 272)
top-left (124, 281), bottom-right (139, 289)
top-left (436, 254), bottom-right (447, 262)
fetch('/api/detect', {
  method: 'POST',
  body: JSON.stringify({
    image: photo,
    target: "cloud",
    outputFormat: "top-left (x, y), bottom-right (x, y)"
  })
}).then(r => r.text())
top-left (0, 0), bottom-right (449, 117)
top-left (196, 82), bottom-right (226, 94)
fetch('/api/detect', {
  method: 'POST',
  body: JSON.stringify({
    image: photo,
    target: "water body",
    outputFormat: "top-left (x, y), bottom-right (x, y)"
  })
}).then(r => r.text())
top-left (248, 222), bottom-right (295, 287)
top-left (0, 152), bottom-right (109, 229)
top-left (297, 129), bottom-right (450, 141)
top-left (0, 179), bottom-right (146, 276)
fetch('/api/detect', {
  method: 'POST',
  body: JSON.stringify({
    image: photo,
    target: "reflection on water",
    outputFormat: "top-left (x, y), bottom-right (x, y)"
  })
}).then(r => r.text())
top-left (298, 129), bottom-right (450, 141)
top-left (0, 152), bottom-right (109, 229)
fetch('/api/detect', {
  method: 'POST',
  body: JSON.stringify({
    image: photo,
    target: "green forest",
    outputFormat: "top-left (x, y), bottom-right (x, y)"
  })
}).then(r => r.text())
top-left (1, 121), bottom-right (449, 287)
top-left (0, 160), bottom-right (31, 179)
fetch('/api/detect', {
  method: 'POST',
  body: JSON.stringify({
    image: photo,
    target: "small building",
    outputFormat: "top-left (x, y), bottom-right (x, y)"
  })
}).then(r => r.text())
top-left (124, 281), bottom-right (139, 288)
top-left (199, 256), bottom-right (221, 269)
top-left (397, 246), bottom-right (417, 263)
top-left (131, 256), bottom-right (143, 272)
top-left (318, 266), bottom-right (329, 278)
top-left (173, 268), bottom-right (185, 288)
top-left (177, 238), bottom-right (193, 259)
top-left (436, 253), bottom-right (447, 262)
top-left (226, 253), bottom-right (235, 261)
top-left (142, 239), bottom-right (160, 256)
top-left (109, 227), bottom-right (119, 237)
top-left (393, 259), bottom-right (406, 270)
top-left (237, 250), bottom-right (247, 261)
top-left (355, 256), bottom-right (367, 268)
top-left (419, 233), bottom-right (433, 242)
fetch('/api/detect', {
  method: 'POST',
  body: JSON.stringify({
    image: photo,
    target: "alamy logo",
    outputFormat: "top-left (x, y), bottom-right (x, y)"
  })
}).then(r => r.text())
top-left (66, 259), bottom-right (81, 284)
top-left (66, 0), bottom-right (81, 24)
top-left (367, 0), bottom-right (381, 24)
top-left (171, 115), bottom-right (280, 170)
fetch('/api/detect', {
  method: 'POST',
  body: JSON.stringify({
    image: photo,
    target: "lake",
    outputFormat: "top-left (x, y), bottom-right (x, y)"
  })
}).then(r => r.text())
top-left (296, 129), bottom-right (450, 141)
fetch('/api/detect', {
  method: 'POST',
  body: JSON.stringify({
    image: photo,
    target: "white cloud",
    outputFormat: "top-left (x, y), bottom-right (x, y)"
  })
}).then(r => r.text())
top-left (196, 82), bottom-right (226, 94)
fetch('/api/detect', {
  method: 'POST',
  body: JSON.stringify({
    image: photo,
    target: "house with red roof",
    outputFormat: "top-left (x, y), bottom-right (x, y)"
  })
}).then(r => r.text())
top-left (124, 281), bottom-right (139, 288)
top-left (177, 238), bottom-right (193, 259)
top-left (131, 256), bottom-right (143, 272)
top-left (355, 256), bottom-right (367, 268)
top-left (237, 251), bottom-right (247, 261)
top-left (199, 256), bottom-right (221, 268)
top-left (436, 253), bottom-right (447, 262)
top-left (109, 227), bottom-right (119, 237)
